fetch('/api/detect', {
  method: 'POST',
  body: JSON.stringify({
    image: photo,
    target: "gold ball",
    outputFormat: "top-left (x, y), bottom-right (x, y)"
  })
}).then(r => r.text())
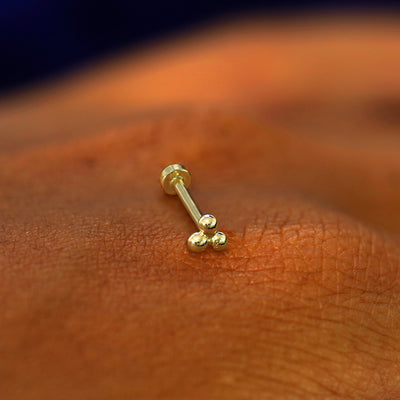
top-left (198, 214), bottom-right (217, 235)
top-left (187, 231), bottom-right (208, 252)
top-left (211, 231), bottom-right (228, 251)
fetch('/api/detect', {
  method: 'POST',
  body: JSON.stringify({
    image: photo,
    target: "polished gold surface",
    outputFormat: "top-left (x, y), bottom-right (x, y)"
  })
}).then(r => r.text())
top-left (210, 231), bottom-right (228, 251)
top-left (198, 214), bottom-right (217, 236)
top-left (187, 231), bottom-right (209, 252)
top-left (160, 164), bottom-right (191, 195)
top-left (160, 164), bottom-right (228, 252)
top-left (174, 180), bottom-right (202, 225)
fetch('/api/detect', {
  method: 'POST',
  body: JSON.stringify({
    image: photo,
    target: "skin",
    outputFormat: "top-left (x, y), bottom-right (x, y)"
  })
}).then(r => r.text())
top-left (0, 16), bottom-right (400, 399)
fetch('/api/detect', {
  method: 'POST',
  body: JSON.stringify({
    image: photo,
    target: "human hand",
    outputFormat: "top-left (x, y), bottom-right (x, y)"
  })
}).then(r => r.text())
top-left (0, 17), bottom-right (399, 399)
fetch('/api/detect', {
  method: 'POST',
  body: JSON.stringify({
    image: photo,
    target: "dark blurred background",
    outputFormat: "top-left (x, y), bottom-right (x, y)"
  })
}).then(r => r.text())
top-left (0, 0), bottom-right (399, 95)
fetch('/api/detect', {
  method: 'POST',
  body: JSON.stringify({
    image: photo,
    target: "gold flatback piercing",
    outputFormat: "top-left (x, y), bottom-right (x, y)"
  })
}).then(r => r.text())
top-left (160, 164), bottom-right (228, 252)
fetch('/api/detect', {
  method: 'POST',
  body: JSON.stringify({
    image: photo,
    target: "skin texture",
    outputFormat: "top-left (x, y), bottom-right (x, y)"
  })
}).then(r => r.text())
top-left (0, 16), bottom-right (400, 400)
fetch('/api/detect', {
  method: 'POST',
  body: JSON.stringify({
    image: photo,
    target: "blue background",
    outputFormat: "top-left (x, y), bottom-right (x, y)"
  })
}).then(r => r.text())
top-left (0, 0), bottom-right (398, 94)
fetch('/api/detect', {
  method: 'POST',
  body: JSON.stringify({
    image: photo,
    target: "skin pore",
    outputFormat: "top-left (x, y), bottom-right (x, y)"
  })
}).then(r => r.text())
top-left (0, 16), bottom-right (400, 399)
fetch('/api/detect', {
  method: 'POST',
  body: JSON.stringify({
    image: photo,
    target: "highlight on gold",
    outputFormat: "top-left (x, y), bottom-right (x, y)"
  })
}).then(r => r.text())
top-left (160, 164), bottom-right (228, 252)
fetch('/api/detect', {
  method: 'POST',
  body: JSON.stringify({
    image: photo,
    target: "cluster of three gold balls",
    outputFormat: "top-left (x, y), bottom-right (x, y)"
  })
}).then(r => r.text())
top-left (160, 164), bottom-right (228, 252)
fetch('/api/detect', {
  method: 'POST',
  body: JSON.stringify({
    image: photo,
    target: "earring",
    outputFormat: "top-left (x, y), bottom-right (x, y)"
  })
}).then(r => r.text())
top-left (160, 164), bottom-right (228, 252)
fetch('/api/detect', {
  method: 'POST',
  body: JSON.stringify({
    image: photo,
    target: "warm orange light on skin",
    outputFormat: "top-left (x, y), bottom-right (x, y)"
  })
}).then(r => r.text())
top-left (0, 16), bottom-right (400, 400)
